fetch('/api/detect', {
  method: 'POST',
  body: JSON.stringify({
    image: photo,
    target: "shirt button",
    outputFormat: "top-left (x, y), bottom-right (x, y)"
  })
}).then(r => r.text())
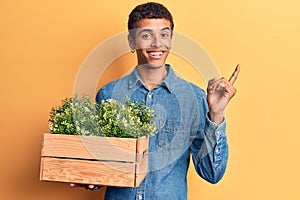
top-left (148, 94), bottom-right (152, 99)
top-left (138, 194), bottom-right (143, 200)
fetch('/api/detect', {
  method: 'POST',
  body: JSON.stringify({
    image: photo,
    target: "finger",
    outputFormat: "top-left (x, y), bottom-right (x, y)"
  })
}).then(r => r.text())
top-left (229, 64), bottom-right (240, 85)
top-left (208, 78), bottom-right (224, 93)
top-left (88, 185), bottom-right (95, 189)
top-left (207, 79), bottom-right (220, 92)
top-left (86, 184), bottom-right (102, 191)
top-left (216, 78), bottom-right (231, 92)
top-left (70, 183), bottom-right (76, 187)
top-left (70, 183), bottom-right (81, 187)
top-left (70, 183), bottom-right (86, 187)
top-left (207, 77), bottom-right (218, 88)
top-left (223, 80), bottom-right (237, 98)
top-left (70, 183), bottom-right (89, 188)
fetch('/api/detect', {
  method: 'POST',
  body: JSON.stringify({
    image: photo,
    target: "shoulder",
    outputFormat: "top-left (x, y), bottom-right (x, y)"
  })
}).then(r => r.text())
top-left (95, 75), bottom-right (128, 103)
top-left (175, 76), bottom-right (206, 98)
top-left (166, 65), bottom-right (206, 98)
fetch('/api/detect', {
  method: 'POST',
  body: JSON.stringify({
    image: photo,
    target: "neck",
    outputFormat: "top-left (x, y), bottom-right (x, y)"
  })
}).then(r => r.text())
top-left (137, 64), bottom-right (168, 90)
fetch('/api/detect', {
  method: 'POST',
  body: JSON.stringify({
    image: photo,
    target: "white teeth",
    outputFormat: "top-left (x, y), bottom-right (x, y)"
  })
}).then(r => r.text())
top-left (150, 52), bottom-right (163, 56)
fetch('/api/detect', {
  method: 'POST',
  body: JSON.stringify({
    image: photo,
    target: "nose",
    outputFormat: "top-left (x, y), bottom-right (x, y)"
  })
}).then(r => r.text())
top-left (151, 34), bottom-right (162, 48)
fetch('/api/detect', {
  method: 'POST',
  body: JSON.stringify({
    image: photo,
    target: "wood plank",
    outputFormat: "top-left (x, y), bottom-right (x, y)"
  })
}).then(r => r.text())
top-left (41, 133), bottom-right (145, 162)
top-left (136, 137), bottom-right (148, 162)
top-left (40, 157), bottom-right (138, 187)
top-left (40, 134), bottom-right (149, 187)
top-left (134, 155), bottom-right (148, 187)
top-left (136, 136), bottom-right (148, 154)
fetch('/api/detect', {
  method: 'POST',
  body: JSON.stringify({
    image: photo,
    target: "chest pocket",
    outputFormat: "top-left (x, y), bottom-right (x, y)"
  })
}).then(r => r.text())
top-left (158, 120), bottom-right (186, 150)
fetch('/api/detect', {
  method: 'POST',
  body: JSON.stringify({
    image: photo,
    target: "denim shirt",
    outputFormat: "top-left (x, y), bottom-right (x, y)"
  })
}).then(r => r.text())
top-left (96, 65), bottom-right (228, 200)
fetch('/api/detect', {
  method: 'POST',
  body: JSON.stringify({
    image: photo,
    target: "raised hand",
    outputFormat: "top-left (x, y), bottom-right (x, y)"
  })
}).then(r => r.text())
top-left (207, 64), bottom-right (240, 124)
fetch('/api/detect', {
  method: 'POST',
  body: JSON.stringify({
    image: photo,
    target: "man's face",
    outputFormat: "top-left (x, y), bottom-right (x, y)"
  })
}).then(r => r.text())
top-left (129, 18), bottom-right (172, 68)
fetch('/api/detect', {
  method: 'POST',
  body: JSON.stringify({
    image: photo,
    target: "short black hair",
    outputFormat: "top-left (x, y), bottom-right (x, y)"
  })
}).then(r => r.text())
top-left (128, 2), bottom-right (174, 36)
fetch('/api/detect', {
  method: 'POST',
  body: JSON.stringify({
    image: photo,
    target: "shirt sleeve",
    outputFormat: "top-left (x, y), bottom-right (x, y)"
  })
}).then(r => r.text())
top-left (189, 96), bottom-right (229, 184)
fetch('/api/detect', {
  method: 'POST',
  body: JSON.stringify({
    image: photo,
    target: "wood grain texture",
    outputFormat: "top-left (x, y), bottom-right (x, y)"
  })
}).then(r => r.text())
top-left (40, 133), bottom-right (149, 187)
top-left (41, 133), bottom-right (146, 162)
top-left (135, 154), bottom-right (148, 186)
top-left (40, 157), bottom-right (137, 187)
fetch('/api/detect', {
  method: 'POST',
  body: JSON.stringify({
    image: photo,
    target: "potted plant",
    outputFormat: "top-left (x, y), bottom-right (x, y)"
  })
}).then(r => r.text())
top-left (40, 95), bottom-right (157, 187)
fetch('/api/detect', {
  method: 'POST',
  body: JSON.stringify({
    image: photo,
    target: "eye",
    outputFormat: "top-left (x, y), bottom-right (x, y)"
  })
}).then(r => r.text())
top-left (141, 32), bottom-right (152, 40)
top-left (161, 32), bottom-right (171, 39)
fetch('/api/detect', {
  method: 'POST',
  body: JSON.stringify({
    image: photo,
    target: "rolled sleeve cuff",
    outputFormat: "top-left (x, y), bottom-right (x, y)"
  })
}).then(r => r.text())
top-left (205, 113), bottom-right (226, 140)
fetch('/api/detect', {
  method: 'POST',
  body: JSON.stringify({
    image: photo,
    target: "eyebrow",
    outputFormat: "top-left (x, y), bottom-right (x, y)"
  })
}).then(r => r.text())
top-left (138, 27), bottom-right (171, 34)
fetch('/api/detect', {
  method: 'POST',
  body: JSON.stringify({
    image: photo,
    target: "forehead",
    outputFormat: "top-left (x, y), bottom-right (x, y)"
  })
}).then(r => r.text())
top-left (136, 18), bottom-right (171, 30)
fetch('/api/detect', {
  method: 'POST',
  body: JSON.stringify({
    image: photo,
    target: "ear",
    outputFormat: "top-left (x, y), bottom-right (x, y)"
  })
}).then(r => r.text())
top-left (128, 34), bottom-right (136, 50)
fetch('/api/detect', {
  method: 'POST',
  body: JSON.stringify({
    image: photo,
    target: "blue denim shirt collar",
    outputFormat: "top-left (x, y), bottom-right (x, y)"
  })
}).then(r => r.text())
top-left (128, 64), bottom-right (176, 93)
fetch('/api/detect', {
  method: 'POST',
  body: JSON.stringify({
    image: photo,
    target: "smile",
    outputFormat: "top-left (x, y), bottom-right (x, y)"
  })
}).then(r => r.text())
top-left (147, 51), bottom-right (164, 58)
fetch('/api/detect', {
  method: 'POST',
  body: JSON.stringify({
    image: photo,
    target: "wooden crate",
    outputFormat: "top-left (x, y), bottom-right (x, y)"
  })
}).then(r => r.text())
top-left (40, 133), bottom-right (148, 187)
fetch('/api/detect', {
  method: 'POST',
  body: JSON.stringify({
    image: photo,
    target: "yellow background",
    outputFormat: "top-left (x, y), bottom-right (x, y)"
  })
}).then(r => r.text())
top-left (1, 0), bottom-right (299, 199)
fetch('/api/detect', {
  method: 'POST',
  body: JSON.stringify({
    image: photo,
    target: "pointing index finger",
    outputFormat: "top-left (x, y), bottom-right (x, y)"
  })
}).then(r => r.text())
top-left (229, 64), bottom-right (240, 85)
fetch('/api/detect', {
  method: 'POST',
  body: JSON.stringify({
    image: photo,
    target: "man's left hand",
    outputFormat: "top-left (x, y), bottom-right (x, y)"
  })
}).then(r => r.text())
top-left (207, 64), bottom-right (240, 124)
